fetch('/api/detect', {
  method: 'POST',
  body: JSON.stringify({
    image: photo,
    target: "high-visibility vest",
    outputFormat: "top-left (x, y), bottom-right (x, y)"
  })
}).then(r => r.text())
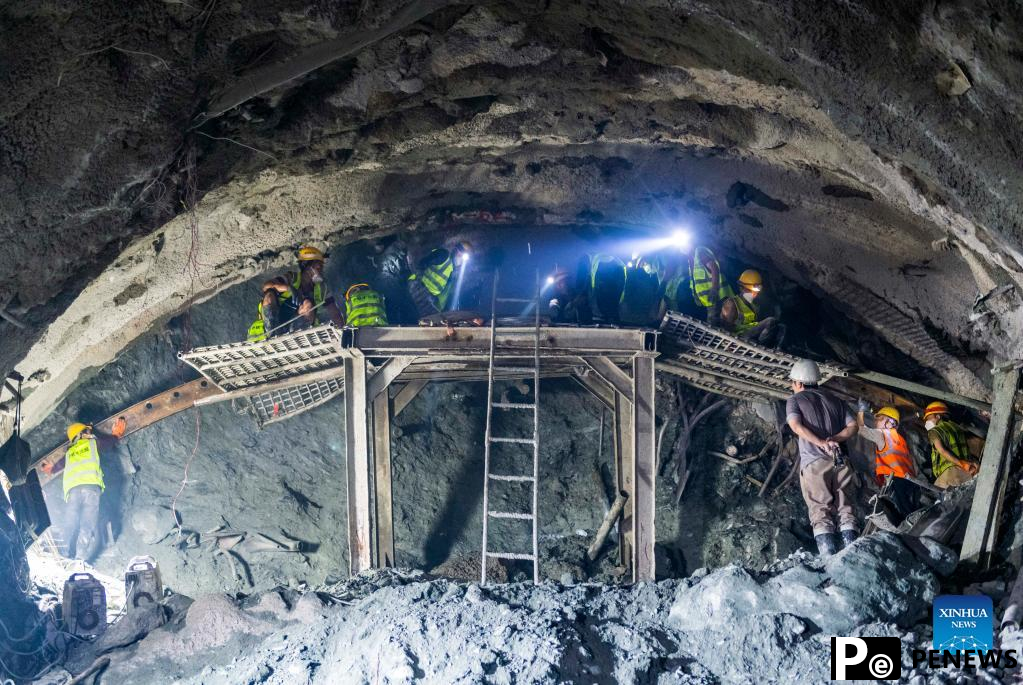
top-left (345, 288), bottom-right (388, 327)
top-left (726, 294), bottom-right (759, 334)
top-left (875, 429), bottom-right (916, 479)
top-left (408, 249), bottom-right (454, 308)
top-left (690, 246), bottom-right (732, 307)
top-left (929, 420), bottom-right (969, 478)
top-left (663, 272), bottom-right (690, 311)
top-left (63, 437), bottom-right (104, 502)
top-left (247, 273), bottom-right (324, 341)
top-left (589, 254), bottom-right (626, 290)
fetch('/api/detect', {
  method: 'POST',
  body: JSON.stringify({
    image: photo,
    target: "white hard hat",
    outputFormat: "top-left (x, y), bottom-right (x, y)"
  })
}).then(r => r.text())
top-left (789, 359), bottom-right (821, 384)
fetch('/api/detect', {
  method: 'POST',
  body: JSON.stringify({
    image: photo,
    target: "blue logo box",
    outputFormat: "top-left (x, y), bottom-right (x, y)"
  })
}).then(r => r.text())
top-left (933, 595), bottom-right (994, 653)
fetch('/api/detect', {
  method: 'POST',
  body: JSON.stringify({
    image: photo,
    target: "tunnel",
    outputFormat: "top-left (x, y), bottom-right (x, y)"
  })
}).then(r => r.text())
top-left (2, 1), bottom-right (1023, 682)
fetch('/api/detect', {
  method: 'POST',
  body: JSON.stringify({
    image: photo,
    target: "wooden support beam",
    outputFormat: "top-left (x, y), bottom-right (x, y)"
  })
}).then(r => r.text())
top-left (392, 380), bottom-right (428, 417)
top-left (960, 367), bottom-right (1021, 568)
top-left (632, 355), bottom-right (657, 582)
top-left (367, 356), bottom-right (415, 402)
top-left (614, 389), bottom-right (635, 574)
top-left (343, 352), bottom-right (373, 574)
top-left (373, 391), bottom-right (395, 568)
top-left (853, 371), bottom-right (991, 413)
top-left (585, 356), bottom-right (634, 403)
top-left (571, 369), bottom-right (615, 410)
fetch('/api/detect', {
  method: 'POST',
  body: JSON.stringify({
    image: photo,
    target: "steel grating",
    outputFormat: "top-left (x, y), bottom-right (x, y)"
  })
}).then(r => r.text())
top-left (179, 325), bottom-right (344, 392)
top-left (248, 377), bottom-right (345, 427)
top-left (658, 312), bottom-right (848, 401)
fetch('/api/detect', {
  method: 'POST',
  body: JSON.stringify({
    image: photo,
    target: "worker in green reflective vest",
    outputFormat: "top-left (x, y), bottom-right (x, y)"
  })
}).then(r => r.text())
top-left (588, 253), bottom-right (627, 324)
top-left (924, 401), bottom-right (978, 489)
top-left (247, 245), bottom-right (339, 342)
top-left (344, 283), bottom-right (389, 327)
top-left (719, 270), bottom-right (785, 347)
top-left (655, 245), bottom-right (732, 323)
top-left (62, 418), bottom-right (124, 561)
top-left (407, 241), bottom-right (471, 317)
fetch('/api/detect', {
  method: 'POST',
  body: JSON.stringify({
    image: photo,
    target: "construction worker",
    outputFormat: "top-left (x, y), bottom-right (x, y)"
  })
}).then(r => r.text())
top-left (588, 253), bottom-right (627, 324)
top-left (407, 241), bottom-right (471, 317)
top-left (62, 419), bottom-right (124, 561)
top-left (719, 270), bottom-right (785, 347)
top-left (247, 246), bottom-right (335, 341)
top-left (855, 403), bottom-right (920, 526)
top-left (656, 251), bottom-right (702, 319)
top-left (372, 238), bottom-right (418, 324)
top-left (655, 244), bottom-right (731, 323)
top-left (924, 401), bottom-right (978, 489)
top-left (547, 267), bottom-right (587, 324)
top-left (343, 283), bottom-right (388, 327)
top-left (620, 257), bottom-right (662, 326)
top-left (785, 359), bottom-right (859, 557)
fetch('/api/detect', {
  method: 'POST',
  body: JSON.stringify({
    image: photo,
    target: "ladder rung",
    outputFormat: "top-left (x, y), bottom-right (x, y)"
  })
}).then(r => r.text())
top-left (493, 366), bottom-right (536, 373)
top-left (488, 511), bottom-right (534, 520)
top-left (491, 402), bottom-right (536, 410)
top-left (486, 552), bottom-right (536, 560)
top-left (488, 474), bottom-right (535, 482)
top-left (489, 437), bottom-right (536, 445)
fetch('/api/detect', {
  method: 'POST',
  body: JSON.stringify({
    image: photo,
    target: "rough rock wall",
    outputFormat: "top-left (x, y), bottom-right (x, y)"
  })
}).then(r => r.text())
top-left (26, 262), bottom-right (813, 595)
top-left (4, 0), bottom-right (1023, 428)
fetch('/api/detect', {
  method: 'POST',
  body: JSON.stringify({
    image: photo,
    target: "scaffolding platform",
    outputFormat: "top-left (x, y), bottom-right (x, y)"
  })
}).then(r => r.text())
top-left (657, 312), bottom-right (848, 401)
top-left (179, 323), bottom-right (660, 582)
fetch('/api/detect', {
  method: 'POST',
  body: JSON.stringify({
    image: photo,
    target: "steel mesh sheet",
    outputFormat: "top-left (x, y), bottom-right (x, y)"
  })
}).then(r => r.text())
top-left (179, 325), bottom-right (343, 391)
top-left (658, 312), bottom-right (847, 400)
top-left (249, 377), bottom-right (344, 427)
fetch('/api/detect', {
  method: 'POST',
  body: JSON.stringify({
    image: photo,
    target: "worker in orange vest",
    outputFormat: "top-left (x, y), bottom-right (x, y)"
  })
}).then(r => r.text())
top-left (856, 402), bottom-right (920, 525)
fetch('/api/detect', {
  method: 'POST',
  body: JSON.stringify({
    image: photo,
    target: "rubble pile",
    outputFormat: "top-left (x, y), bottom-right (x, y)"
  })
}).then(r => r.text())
top-left (33, 532), bottom-right (979, 684)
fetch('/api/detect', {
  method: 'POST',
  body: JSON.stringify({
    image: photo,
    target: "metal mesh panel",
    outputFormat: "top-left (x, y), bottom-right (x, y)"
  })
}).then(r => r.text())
top-left (249, 377), bottom-right (345, 427)
top-left (658, 312), bottom-right (847, 400)
top-left (179, 325), bottom-right (343, 391)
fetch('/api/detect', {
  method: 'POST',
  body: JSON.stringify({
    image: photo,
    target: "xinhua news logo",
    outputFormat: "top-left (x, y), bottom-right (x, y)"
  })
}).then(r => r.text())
top-left (830, 637), bottom-right (901, 680)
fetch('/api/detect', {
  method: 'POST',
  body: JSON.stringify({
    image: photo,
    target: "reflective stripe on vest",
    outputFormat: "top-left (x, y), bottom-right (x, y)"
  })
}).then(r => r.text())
top-left (63, 437), bottom-right (104, 501)
top-left (930, 420), bottom-right (969, 478)
top-left (247, 273), bottom-right (324, 341)
top-left (663, 273), bottom-right (689, 311)
top-left (346, 289), bottom-right (388, 327)
top-left (589, 254), bottom-right (626, 290)
top-left (409, 250), bottom-right (454, 306)
top-left (690, 247), bottom-right (731, 307)
top-left (728, 295), bottom-right (759, 334)
top-left (875, 429), bottom-right (915, 479)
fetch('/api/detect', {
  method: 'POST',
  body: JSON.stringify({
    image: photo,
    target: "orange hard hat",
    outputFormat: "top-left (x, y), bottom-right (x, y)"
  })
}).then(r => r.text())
top-left (924, 401), bottom-right (950, 418)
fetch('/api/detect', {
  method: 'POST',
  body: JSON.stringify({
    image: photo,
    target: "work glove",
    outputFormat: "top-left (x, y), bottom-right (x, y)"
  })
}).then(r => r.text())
top-left (856, 398), bottom-right (870, 413)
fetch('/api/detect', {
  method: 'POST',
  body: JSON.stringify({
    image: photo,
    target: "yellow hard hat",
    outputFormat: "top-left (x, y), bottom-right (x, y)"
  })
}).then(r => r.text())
top-left (67, 422), bottom-right (90, 442)
top-left (738, 269), bottom-right (763, 291)
top-left (298, 246), bottom-right (326, 262)
top-left (924, 401), bottom-right (949, 418)
top-left (876, 406), bottom-right (900, 423)
top-left (345, 283), bottom-right (369, 300)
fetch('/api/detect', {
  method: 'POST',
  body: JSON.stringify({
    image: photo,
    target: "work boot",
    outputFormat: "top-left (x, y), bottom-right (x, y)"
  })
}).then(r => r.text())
top-left (814, 533), bottom-right (839, 558)
top-left (840, 529), bottom-right (858, 548)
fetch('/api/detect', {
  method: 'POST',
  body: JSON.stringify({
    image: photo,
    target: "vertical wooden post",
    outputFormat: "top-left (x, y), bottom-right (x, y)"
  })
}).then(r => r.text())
top-left (373, 390), bottom-right (395, 568)
top-left (632, 355), bottom-right (656, 581)
top-left (614, 389), bottom-right (635, 576)
top-left (960, 366), bottom-right (1021, 568)
top-left (343, 351), bottom-right (373, 574)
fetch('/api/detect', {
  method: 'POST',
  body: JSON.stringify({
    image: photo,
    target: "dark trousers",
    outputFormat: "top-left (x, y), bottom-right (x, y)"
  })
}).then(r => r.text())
top-left (65, 485), bottom-right (102, 561)
top-left (887, 477), bottom-right (921, 525)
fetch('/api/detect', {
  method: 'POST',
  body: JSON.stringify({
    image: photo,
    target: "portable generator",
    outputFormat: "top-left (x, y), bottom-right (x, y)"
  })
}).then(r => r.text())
top-left (62, 572), bottom-right (107, 637)
top-left (125, 555), bottom-right (162, 609)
